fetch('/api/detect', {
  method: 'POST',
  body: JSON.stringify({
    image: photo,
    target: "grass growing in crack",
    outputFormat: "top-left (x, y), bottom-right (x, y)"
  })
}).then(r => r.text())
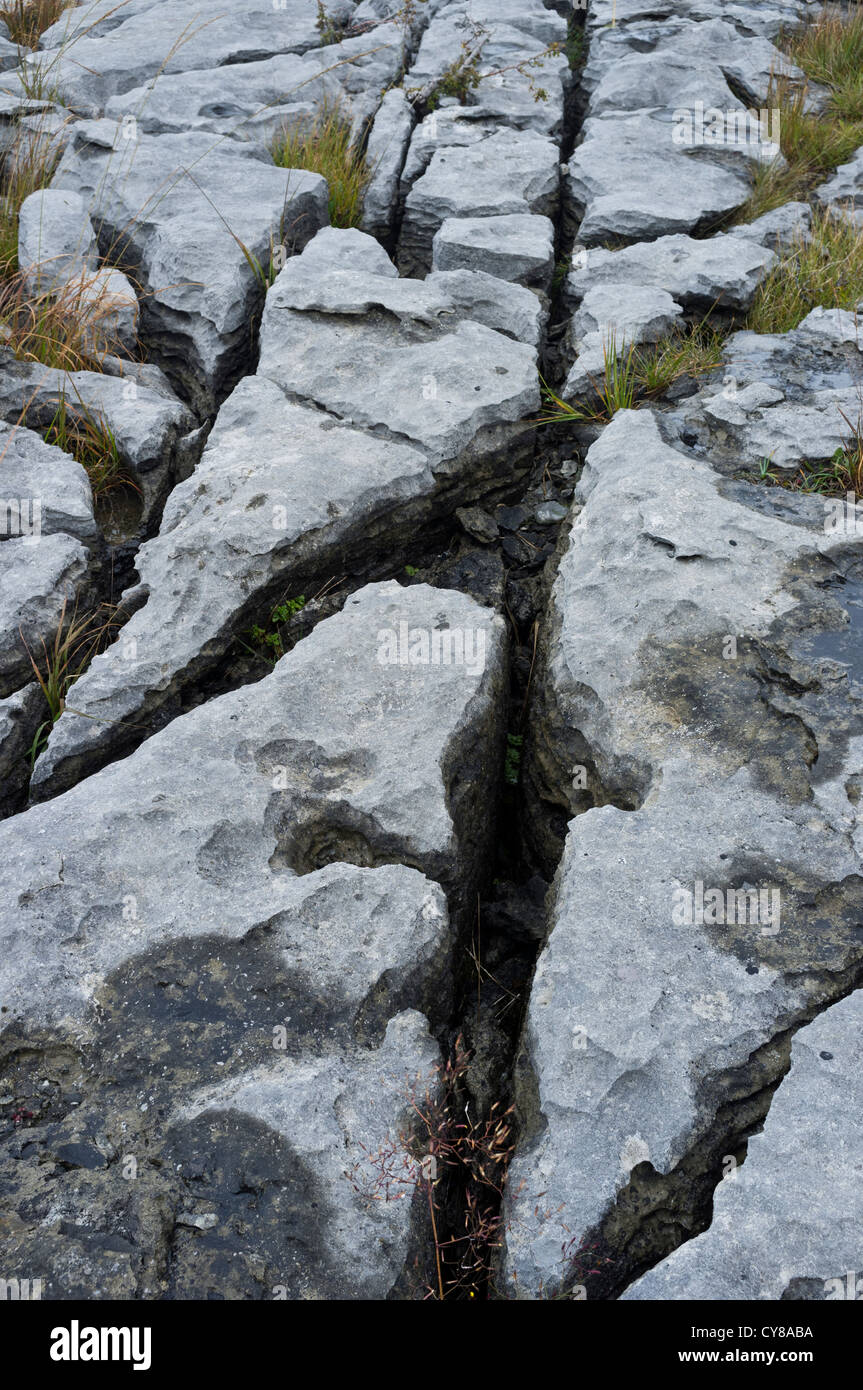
top-left (21, 596), bottom-right (120, 762)
top-left (540, 321), bottom-right (724, 425)
top-left (0, 0), bottom-right (70, 46)
top-left (746, 206), bottom-right (863, 334)
top-left (345, 1037), bottom-right (514, 1299)
top-left (737, 8), bottom-right (863, 220)
top-left (633, 319), bottom-right (727, 395)
top-left (272, 101), bottom-right (369, 229)
top-left (0, 270), bottom-right (133, 371)
top-left (43, 396), bottom-right (130, 499)
top-left (760, 409), bottom-right (863, 499)
top-left (538, 340), bottom-right (636, 426)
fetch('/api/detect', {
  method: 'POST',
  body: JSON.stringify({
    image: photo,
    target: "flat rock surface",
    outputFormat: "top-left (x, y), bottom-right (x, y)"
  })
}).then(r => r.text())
top-left (432, 214), bottom-right (555, 288)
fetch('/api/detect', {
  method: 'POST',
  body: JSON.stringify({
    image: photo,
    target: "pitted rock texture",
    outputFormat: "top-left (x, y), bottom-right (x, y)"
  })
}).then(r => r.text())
top-left (674, 306), bottom-right (863, 473)
top-left (0, 582), bottom-right (507, 1296)
top-left (504, 410), bottom-right (863, 1297)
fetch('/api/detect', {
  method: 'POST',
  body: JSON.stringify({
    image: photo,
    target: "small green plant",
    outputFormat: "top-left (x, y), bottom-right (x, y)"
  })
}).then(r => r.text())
top-left (758, 455), bottom-right (776, 481)
top-left (746, 206), bottom-right (863, 334)
top-left (272, 101), bottom-right (369, 229)
top-left (565, 15), bottom-right (585, 71)
top-left (551, 256), bottom-right (571, 293)
top-left (404, 564), bottom-right (419, 576)
top-left (314, 1), bottom-right (343, 45)
top-left (504, 733), bottom-right (523, 787)
top-left (246, 594), bottom-right (307, 663)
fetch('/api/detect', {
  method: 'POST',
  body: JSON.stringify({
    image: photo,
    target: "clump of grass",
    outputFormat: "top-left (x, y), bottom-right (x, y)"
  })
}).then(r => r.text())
top-left (747, 205), bottom-right (863, 334)
top-left (21, 595), bottom-right (120, 762)
top-left (43, 395), bottom-right (129, 498)
top-left (787, 6), bottom-right (863, 116)
top-left (0, 270), bottom-right (126, 372)
top-left (272, 101), bottom-right (369, 229)
top-left (0, 0), bottom-right (70, 47)
top-left (539, 335), bottom-right (640, 425)
top-left (737, 76), bottom-right (863, 220)
top-left (540, 321), bottom-right (722, 425)
top-left (738, 8), bottom-right (863, 221)
top-left (633, 319), bottom-right (727, 395)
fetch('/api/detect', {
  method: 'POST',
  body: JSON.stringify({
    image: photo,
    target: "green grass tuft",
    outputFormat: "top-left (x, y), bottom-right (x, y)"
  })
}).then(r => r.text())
top-left (272, 101), bottom-right (369, 229)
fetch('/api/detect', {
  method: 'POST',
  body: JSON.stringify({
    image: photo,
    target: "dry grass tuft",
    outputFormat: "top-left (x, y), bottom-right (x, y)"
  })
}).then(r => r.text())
top-left (0, 0), bottom-right (71, 47)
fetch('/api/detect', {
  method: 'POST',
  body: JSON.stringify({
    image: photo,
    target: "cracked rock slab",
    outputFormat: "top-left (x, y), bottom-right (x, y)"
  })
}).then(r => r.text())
top-left (258, 228), bottom-right (539, 461)
top-left (360, 87), bottom-right (415, 242)
top-left (33, 579), bottom-right (508, 924)
top-left (0, 422), bottom-right (97, 543)
top-left (674, 306), bottom-right (863, 473)
top-left (0, 581), bottom-right (507, 1295)
top-left (51, 120), bottom-right (329, 413)
top-left (0, 353), bottom-right (195, 523)
top-left (565, 230), bottom-right (776, 313)
top-left (0, 533), bottom-right (90, 698)
top-left (622, 988), bottom-right (863, 1300)
top-left (32, 229), bottom-right (528, 797)
top-left (502, 409), bottom-right (863, 1298)
top-left (566, 111), bottom-right (764, 245)
top-left (38, 0), bottom-right (356, 109)
top-left (431, 214), bottom-right (555, 290)
top-left (103, 51), bottom-right (349, 142)
top-left (398, 128), bottom-right (559, 276)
